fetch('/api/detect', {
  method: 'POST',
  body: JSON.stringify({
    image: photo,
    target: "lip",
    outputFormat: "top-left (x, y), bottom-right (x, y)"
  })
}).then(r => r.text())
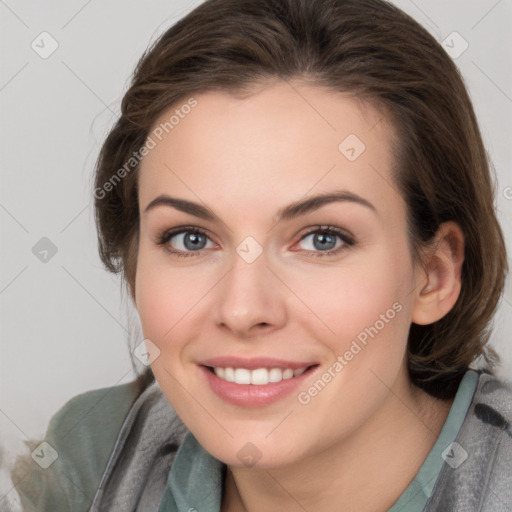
top-left (198, 358), bottom-right (319, 407)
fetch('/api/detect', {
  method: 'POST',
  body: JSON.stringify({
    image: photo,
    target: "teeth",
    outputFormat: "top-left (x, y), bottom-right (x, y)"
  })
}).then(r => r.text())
top-left (269, 368), bottom-right (283, 383)
top-left (251, 368), bottom-right (269, 385)
top-left (283, 368), bottom-right (294, 380)
top-left (234, 368), bottom-right (251, 384)
top-left (213, 366), bottom-right (308, 385)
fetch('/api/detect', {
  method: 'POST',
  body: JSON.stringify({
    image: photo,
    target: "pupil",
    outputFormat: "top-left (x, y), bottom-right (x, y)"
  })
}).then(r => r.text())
top-left (314, 233), bottom-right (336, 250)
top-left (184, 233), bottom-right (205, 250)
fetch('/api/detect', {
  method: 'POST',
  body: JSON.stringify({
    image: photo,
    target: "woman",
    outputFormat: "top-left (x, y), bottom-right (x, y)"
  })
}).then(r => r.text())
top-left (13, 0), bottom-right (511, 510)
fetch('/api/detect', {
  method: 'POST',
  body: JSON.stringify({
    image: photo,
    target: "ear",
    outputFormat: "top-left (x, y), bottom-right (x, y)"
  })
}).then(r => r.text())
top-left (411, 221), bottom-right (465, 325)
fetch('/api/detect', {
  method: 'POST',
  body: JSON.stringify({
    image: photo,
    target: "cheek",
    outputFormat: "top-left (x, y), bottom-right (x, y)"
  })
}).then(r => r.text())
top-left (135, 263), bottom-right (171, 341)
top-left (294, 251), bottom-right (411, 342)
top-left (289, 254), bottom-right (413, 430)
top-left (135, 247), bottom-right (187, 344)
top-left (134, 247), bottom-right (215, 353)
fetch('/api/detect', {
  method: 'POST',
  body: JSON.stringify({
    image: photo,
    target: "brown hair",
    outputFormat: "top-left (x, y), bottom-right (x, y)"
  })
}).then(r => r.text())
top-left (94, 0), bottom-right (507, 399)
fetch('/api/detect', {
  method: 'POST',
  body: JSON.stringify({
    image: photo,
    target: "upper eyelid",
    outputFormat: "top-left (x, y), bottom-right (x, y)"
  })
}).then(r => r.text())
top-left (158, 225), bottom-right (214, 243)
top-left (299, 225), bottom-right (352, 238)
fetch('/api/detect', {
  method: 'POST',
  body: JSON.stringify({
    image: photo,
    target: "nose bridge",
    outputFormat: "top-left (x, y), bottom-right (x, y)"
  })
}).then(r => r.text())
top-left (212, 248), bottom-right (286, 336)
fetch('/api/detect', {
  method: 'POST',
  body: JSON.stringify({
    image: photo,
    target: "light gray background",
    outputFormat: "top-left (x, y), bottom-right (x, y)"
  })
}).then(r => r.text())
top-left (1, 0), bottom-right (511, 502)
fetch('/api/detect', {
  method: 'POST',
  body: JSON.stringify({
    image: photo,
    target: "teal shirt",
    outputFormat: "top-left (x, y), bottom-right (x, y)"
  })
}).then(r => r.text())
top-left (12, 371), bottom-right (478, 511)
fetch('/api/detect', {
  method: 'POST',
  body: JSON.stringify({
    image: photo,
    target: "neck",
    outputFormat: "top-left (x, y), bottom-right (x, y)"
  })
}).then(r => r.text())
top-left (221, 370), bottom-right (453, 512)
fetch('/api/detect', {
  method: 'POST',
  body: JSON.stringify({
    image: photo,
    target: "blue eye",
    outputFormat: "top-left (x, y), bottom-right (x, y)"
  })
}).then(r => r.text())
top-left (157, 227), bottom-right (215, 257)
top-left (296, 226), bottom-right (354, 256)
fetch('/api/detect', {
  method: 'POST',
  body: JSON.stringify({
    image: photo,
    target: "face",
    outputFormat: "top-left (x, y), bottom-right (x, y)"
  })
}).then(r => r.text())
top-left (135, 80), bottom-right (422, 468)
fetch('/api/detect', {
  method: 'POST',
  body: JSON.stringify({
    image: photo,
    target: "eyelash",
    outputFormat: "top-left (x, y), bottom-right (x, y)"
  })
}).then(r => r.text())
top-left (155, 225), bottom-right (355, 258)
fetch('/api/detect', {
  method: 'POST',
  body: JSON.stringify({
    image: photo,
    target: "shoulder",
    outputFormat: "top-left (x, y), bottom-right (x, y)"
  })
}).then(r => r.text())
top-left (462, 370), bottom-right (512, 453)
top-left (425, 370), bottom-right (512, 511)
top-left (472, 370), bottom-right (512, 423)
top-left (48, 379), bottom-right (141, 449)
top-left (12, 379), bottom-right (144, 512)
top-left (87, 379), bottom-right (188, 511)
top-left (458, 371), bottom-right (512, 508)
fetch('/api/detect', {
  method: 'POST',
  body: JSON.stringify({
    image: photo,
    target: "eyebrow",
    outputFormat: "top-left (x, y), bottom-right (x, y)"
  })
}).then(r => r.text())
top-left (143, 189), bottom-right (377, 223)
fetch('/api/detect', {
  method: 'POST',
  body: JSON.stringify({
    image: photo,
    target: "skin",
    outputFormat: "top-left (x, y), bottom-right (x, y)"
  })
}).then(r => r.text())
top-left (134, 80), bottom-right (465, 512)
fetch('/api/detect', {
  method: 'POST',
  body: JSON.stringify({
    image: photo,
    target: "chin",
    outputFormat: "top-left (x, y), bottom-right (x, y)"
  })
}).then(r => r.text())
top-left (196, 429), bottom-right (310, 470)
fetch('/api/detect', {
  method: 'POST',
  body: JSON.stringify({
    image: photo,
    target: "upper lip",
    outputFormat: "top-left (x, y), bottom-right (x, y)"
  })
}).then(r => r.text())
top-left (199, 357), bottom-right (318, 370)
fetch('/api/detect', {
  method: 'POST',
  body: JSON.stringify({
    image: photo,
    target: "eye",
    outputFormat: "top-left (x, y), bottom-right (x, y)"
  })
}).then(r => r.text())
top-left (156, 227), bottom-right (216, 257)
top-left (155, 225), bottom-right (354, 258)
top-left (295, 226), bottom-right (354, 257)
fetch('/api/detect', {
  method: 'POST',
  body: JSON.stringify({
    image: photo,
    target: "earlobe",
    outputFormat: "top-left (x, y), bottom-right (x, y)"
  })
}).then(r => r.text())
top-left (411, 222), bottom-right (465, 326)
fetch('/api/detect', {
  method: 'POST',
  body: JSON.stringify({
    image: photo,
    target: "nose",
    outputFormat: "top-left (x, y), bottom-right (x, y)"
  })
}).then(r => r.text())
top-left (211, 252), bottom-right (287, 339)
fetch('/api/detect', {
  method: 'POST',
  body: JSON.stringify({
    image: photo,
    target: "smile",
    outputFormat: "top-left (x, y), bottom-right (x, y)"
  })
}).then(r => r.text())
top-left (199, 358), bottom-right (319, 407)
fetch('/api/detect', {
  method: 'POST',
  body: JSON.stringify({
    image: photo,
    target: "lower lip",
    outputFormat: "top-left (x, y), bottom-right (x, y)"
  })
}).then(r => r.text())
top-left (200, 365), bottom-right (316, 407)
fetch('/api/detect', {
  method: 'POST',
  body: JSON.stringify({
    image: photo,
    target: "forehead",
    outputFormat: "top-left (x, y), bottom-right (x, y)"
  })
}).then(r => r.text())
top-left (138, 81), bottom-right (402, 220)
